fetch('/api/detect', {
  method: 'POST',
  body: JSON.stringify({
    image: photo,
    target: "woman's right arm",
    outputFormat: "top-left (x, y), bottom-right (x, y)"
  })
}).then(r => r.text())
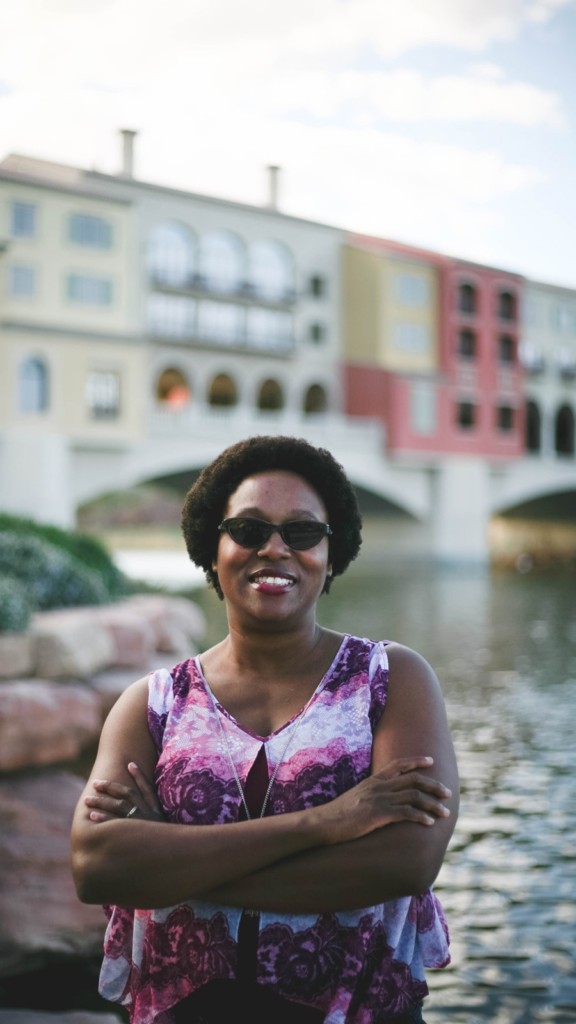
top-left (71, 677), bottom-right (449, 910)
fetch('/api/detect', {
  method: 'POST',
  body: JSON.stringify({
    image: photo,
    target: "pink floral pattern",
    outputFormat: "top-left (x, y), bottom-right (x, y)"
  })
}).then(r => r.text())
top-left (100, 635), bottom-right (450, 1023)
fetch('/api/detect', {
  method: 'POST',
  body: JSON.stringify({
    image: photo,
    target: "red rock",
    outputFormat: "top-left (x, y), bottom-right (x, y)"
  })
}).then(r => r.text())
top-left (0, 681), bottom-right (101, 772)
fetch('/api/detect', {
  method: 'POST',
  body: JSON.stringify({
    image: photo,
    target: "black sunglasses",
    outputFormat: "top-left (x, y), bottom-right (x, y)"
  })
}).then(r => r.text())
top-left (218, 517), bottom-right (332, 551)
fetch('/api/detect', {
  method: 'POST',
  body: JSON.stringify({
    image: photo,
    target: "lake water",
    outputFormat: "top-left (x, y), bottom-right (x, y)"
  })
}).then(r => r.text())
top-left (189, 557), bottom-right (576, 1024)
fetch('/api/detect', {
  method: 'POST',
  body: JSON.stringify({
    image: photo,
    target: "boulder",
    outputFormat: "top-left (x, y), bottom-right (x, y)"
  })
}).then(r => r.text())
top-left (93, 605), bottom-right (156, 668)
top-left (0, 632), bottom-right (34, 679)
top-left (0, 772), bottom-right (107, 977)
top-left (30, 611), bottom-right (116, 680)
top-left (125, 593), bottom-right (205, 652)
top-left (0, 681), bottom-right (102, 772)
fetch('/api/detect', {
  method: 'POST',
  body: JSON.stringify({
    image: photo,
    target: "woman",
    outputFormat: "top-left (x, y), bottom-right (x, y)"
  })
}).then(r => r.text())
top-left (71, 435), bottom-right (459, 1024)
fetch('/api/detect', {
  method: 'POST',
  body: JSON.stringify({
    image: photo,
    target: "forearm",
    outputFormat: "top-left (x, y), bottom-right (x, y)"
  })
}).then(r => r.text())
top-left (72, 809), bottom-right (328, 909)
top-left (206, 819), bottom-right (452, 914)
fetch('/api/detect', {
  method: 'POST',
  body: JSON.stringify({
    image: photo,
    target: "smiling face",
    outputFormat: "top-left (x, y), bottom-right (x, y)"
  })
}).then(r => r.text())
top-left (213, 470), bottom-right (332, 631)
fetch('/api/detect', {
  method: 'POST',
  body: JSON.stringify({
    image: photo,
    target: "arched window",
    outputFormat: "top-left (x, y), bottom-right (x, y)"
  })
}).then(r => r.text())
top-left (498, 334), bottom-right (515, 364)
top-left (208, 373), bottom-right (238, 407)
top-left (303, 383), bottom-right (328, 415)
top-left (498, 290), bottom-right (516, 322)
top-left (147, 222), bottom-right (196, 288)
top-left (19, 356), bottom-right (49, 413)
top-left (198, 231), bottom-right (244, 293)
top-left (249, 240), bottom-right (294, 302)
top-left (555, 404), bottom-right (575, 456)
top-left (257, 378), bottom-right (284, 411)
top-left (458, 282), bottom-right (477, 315)
top-left (458, 329), bottom-right (476, 359)
top-left (156, 368), bottom-right (192, 407)
top-left (525, 400), bottom-right (541, 453)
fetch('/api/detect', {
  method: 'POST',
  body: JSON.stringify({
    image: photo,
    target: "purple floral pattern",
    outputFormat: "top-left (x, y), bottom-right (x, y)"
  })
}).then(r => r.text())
top-left (100, 635), bottom-right (450, 1023)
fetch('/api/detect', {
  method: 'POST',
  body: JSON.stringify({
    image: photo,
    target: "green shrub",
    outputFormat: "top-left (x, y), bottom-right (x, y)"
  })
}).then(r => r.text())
top-left (0, 575), bottom-right (32, 633)
top-left (0, 512), bottom-right (131, 598)
top-left (0, 532), bottom-right (110, 612)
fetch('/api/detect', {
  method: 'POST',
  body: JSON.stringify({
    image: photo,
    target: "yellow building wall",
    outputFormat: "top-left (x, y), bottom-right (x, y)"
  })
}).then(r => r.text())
top-left (1, 182), bottom-right (136, 334)
top-left (342, 245), bottom-right (381, 363)
top-left (0, 331), bottom-right (146, 440)
top-left (380, 256), bottom-right (439, 373)
top-left (342, 245), bottom-right (439, 372)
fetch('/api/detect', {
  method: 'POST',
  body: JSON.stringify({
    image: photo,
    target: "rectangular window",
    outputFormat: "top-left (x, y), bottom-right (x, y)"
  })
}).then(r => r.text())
top-left (410, 382), bottom-right (437, 436)
top-left (69, 213), bottom-right (113, 249)
top-left (147, 294), bottom-right (196, 337)
top-left (8, 263), bottom-right (36, 297)
top-left (395, 273), bottom-right (428, 307)
top-left (496, 405), bottom-right (515, 432)
top-left (393, 322), bottom-right (430, 354)
top-left (456, 400), bottom-right (476, 430)
top-left (86, 371), bottom-right (121, 419)
top-left (67, 273), bottom-right (113, 305)
top-left (309, 275), bottom-right (326, 298)
top-left (10, 201), bottom-right (36, 238)
top-left (199, 301), bottom-right (245, 344)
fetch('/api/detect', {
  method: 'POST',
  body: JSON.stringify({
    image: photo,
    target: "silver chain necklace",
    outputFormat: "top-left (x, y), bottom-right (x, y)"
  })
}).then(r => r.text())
top-left (207, 685), bottom-right (315, 820)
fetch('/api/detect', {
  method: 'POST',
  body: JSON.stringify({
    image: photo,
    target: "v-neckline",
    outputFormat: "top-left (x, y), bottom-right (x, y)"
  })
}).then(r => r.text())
top-left (194, 634), bottom-right (348, 741)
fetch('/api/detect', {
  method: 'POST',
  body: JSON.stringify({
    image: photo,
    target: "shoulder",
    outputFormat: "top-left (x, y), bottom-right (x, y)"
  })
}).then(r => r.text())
top-left (384, 641), bottom-right (444, 705)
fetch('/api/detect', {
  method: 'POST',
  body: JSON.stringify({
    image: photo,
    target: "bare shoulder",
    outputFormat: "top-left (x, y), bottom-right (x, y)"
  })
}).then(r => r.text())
top-left (384, 641), bottom-right (442, 693)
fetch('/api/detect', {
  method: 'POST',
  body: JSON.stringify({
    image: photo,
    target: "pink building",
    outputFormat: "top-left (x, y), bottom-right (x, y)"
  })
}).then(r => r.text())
top-left (343, 234), bottom-right (525, 460)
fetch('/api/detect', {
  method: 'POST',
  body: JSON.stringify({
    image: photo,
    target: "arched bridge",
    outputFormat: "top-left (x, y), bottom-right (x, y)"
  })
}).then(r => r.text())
top-left (3, 408), bottom-right (575, 563)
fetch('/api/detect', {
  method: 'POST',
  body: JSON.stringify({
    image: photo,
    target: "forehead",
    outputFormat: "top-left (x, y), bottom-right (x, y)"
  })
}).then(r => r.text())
top-left (225, 470), bottom-right (326, 518)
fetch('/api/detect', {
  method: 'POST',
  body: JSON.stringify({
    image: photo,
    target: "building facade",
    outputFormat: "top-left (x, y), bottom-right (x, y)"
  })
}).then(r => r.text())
top-left (343, 233), bottom-right (525, 461)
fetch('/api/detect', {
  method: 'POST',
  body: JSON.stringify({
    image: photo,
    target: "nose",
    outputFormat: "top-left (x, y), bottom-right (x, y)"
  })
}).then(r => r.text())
top-left (256, 527), bottom-right (290, 556)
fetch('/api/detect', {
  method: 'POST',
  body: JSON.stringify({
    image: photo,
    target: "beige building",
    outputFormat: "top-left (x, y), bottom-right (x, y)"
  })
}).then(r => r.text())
top-left (522, 279), bottom-right (576, 458)
top-left (0, 135), bottom-right (345, 525)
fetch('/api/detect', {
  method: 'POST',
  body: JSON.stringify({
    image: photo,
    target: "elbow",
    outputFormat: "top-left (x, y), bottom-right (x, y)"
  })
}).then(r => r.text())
top-left (71, 850), bottom-right (106, 905)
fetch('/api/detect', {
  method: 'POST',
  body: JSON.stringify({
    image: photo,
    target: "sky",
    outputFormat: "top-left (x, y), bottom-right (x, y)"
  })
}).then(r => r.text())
top-left (1, 0), bottom-right (575, 288)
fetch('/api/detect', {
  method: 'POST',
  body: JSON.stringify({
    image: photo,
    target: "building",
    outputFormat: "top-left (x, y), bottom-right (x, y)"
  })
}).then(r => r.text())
top-left (343, 233), bottom-right (525, 461)
top-left (521, 279), bottom-right (576, 459)
top-left (0, 133), bottom-right (345, 525)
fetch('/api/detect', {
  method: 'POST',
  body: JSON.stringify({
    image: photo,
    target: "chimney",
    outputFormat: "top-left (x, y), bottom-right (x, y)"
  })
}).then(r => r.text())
top-left (119, 129), bottom-right (137, 178)
top-left (266, 164), bottom-right (281, 210)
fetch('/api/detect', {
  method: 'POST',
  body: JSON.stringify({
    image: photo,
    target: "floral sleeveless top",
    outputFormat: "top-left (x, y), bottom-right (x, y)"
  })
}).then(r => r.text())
top-left (99, 634), bottom-right (450, 1023)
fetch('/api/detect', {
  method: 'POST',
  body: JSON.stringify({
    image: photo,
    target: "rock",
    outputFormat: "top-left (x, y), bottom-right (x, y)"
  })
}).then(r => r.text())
top-left (94, 606), bottom-right (155, 668)
top-left (89, 667), bottom-right (144, 717)
top-left (0, 681), bottom-right (102, 772)
top-left (0, 773), bottom-right (107, 977)
top-left (0, 632), bottom-right (34, 679)
top-left (125, 593), bottom-right (206, 651)
top-left (30, 611), bottom-right (116, 680)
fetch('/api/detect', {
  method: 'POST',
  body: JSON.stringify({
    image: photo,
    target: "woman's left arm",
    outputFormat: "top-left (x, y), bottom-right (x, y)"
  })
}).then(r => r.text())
top-left (206, 641), bottom-right (460, 912)
top-left (87, 644), bottom-right (459, 912)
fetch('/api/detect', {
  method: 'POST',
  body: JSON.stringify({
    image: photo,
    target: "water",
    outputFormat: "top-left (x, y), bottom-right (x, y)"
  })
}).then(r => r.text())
top-left (191, 560), bottom-right (576, 1024)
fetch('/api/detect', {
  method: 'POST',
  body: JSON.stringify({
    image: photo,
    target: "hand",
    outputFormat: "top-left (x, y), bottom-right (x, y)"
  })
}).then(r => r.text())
top-left (313, 756), bottom-right (452, 846)
top-left (85, 762), bottom-right (165, 823)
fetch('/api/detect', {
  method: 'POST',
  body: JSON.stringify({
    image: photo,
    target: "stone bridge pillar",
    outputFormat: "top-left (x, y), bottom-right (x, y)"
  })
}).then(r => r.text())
top-left (430, 457), bottom-right (490, 563)
top-left (0, 430), bottom-right (74, 527)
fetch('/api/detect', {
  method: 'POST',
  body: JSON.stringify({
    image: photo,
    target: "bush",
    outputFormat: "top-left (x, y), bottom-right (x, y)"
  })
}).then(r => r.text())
top-left (0, 513), bottom-right (131, 598)
top-left (0, 575), bottom-right (33, 633)
top-left (0, 532), bottom-right (110, 613)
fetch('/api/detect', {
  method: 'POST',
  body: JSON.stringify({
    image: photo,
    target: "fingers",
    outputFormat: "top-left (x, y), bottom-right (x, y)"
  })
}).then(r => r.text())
top-left (85, 779), bottom-right (136, 822)
top-left (127, 761), bottom-right (163, 815)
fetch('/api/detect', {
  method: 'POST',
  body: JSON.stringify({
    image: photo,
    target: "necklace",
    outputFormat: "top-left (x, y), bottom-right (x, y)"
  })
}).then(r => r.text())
top-left (207, 686), bottom-right (314, 820)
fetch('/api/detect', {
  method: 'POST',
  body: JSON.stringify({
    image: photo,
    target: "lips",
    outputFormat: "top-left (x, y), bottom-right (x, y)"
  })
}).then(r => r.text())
top-left (248, 570), bottom-right (296, 591)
